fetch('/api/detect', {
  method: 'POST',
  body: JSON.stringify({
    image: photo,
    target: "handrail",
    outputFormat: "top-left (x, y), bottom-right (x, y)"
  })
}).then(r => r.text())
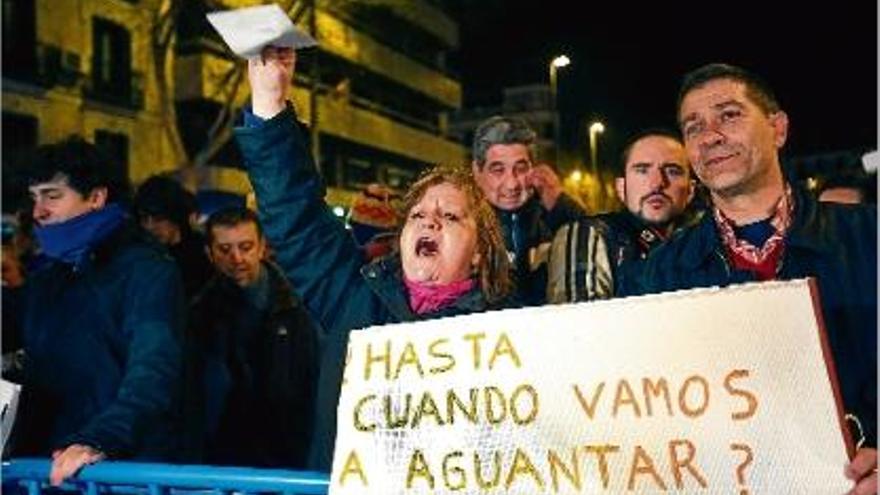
top-left (2, 458), bottom-right (330, 495)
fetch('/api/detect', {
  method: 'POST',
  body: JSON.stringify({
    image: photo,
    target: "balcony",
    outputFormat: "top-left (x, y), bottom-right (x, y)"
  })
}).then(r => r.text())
top-left (175, 52), bottom-right (465, 166)
top-left (314, 10), bottom-right (461, 109)
top-left (290, 85), bottom-right (465, 166)
top-left (322, 0), bottom-right (458, 49)
top-left (175, 4), bottom-right (460, 109)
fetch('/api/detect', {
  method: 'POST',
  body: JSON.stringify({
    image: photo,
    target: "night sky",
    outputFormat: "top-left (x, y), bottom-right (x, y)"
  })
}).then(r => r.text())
top-left (447, 1), bottom-right (878, 167)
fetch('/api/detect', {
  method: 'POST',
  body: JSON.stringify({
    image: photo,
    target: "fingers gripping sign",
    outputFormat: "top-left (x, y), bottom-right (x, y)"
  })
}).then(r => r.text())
top-left (845, 447), bottom-right (878, 495)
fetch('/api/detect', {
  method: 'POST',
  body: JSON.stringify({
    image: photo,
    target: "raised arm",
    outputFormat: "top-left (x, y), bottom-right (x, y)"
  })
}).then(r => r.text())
top-left (235, 47), bottom-right (369, 334)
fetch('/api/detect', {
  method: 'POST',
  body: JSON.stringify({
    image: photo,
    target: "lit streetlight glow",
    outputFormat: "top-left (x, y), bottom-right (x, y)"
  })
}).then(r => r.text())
top-left (549, 54), bottom-right (571, 164)
top-left (551, 55), bottom-right (571, 69)
top-left (589, 120), bottom-right (605, 175)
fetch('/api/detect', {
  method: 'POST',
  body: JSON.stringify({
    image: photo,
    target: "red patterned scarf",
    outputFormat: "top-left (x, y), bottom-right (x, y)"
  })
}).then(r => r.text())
top-left (713, 186), bottom-right (793, 281)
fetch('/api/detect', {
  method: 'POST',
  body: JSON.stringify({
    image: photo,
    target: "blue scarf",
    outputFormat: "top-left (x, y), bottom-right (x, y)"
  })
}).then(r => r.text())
top-left (34, 203), bottom-right (128, 268)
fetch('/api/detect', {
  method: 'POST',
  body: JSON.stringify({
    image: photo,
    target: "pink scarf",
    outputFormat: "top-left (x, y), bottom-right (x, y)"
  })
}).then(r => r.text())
top-left (403, 276), bottom-right (475, 315)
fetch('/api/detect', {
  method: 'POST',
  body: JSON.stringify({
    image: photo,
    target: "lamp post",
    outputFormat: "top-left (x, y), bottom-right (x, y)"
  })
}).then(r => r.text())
top-left (549, 55), bottom-right (570, 164)
top-left (588, 121), bottom-right (605, 176)
top-left (588, 121), bottom-right (605, 205)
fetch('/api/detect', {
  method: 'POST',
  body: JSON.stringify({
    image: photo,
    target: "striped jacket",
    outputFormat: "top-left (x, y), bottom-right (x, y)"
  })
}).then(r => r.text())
top-left (546, 210), bottom-right (699, 303)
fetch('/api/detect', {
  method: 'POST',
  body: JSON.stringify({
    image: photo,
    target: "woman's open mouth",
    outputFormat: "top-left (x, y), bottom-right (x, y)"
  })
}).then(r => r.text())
top-left (416, 237), bottom-right (439, 257)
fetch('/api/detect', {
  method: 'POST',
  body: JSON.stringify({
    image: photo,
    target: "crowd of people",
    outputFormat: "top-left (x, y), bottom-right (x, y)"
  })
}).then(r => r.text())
top-left (1, 50), bottom-right (876, 494)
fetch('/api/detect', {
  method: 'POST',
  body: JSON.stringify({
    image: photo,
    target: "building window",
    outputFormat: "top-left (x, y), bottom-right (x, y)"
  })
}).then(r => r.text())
top-left (2, 112), bottom-right (39, 211)
top-left (344, 158), bottom-right (375, 189)
top-left (95, 130), bottom-right (130, 186)
top-left (2, 112), bottom-right (38, 163)
top-left (2, 0), bottom-right (36, 81)
top-left (385, 166), bottom-right (415, 190)
top-left (91, 17), bottom-right (132, 107)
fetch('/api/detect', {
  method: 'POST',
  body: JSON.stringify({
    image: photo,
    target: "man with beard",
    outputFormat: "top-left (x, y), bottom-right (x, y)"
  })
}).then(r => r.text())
top-left (634, 63), bottom-right (876, 494)
top-left (547, 130), bottom-right (697, 302)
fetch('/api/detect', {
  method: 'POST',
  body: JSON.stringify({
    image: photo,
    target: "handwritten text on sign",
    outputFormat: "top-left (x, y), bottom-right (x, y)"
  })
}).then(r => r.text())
top-left (330, 279), bottom-right (850, 494)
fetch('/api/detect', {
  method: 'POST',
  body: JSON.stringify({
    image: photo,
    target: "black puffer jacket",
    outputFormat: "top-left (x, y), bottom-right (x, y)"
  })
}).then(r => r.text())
top-left (186, 260), bottom-right (318, 468)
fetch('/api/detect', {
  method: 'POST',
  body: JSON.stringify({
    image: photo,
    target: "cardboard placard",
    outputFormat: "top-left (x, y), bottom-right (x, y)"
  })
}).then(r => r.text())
top-left (330, 279), bottom-right (851, 494)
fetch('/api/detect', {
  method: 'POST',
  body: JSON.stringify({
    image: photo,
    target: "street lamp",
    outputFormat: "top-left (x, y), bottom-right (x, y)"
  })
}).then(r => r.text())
top-left (585, 121), bottom-right (606, 206)
top-left (549, 55), bottom-right (570, 99)
top-left (549, 55), bottom-right (570, 164)
top-left (588, 121), bottom-right (605, 176)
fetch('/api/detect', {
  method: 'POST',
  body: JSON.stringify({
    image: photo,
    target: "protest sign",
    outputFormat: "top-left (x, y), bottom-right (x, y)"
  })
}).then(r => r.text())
top-left (330, 279), bottom-right (852, 494)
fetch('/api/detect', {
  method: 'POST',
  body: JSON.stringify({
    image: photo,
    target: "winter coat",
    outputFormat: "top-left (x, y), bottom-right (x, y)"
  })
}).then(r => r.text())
top-left (629, 187), bottom-right (877, 447)
top-left (495, 194), bottom-right (585, 305)
top-left (11, 222), bottom-right (184, 459)
top-left (185, 260), bottom-right (318, 467)
top-left (235, 106), bottom-right (514, 470)
top-left (547, 209), bottom-right (701, 303)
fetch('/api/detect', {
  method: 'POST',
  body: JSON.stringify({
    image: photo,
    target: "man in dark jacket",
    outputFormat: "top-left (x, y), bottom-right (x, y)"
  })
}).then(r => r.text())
top-left (547, 130), bottom-right (698, 302)
top-left (134, 175), bottom-right (214, 301)
top-left (470, 116), bottom-right (586, 305)
top-left (187, 207), bottom-right (318, 467)
top-left (10, 137), bottom-right (184, 486)
top-left (632, 63), bottom-right (877, 493)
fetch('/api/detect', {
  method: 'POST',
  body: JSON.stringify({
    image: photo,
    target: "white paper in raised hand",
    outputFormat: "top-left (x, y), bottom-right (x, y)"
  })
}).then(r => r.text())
top-left (206, 3), bottom-right (317, 59)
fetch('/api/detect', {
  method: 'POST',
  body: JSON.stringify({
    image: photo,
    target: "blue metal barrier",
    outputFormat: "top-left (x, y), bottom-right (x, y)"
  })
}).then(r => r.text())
top-left (2, 458), bottom-right (330, 495)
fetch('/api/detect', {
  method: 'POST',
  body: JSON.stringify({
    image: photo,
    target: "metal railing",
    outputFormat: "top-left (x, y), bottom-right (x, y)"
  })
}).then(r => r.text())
top-left (2, 458), bottom-right (330, 495)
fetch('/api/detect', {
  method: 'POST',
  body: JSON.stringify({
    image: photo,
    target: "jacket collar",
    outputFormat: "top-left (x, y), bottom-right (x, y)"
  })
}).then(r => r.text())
top-left (494, 196), bottom-right (542, 223)
top-left (264, 259), bottom-right (300, 315)
top-left (360, 254), bottom-right (490, 321)
top-left (54, 220), bottom-right (144, 273)
top-left (682, 184), bottom-right (830, 269)
top-left (196, 259), bottom-right (299, 317)
top-left (784, 186), bottom-right (834, 254)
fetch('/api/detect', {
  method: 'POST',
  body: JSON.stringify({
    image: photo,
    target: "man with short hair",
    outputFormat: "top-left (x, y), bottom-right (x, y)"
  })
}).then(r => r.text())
top-left (186, 207), bottom-right (318, 467)
top-left (471, 115), bottom-right (585, 304)
top-left (547, 130), bottom-right (697, 302)
top-left (134, 175), bottom-right (213, 301)
top-left (9, 136), bottom-right (184, 485)
top-left (634, 63), bottom-right (877, 493)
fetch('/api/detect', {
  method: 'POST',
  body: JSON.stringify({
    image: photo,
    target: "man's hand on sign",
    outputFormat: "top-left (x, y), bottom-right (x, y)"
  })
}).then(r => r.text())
top-left (249, 45), bottom-right (295, 120)
top-left (845, 447), bottom-right (877, 495)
